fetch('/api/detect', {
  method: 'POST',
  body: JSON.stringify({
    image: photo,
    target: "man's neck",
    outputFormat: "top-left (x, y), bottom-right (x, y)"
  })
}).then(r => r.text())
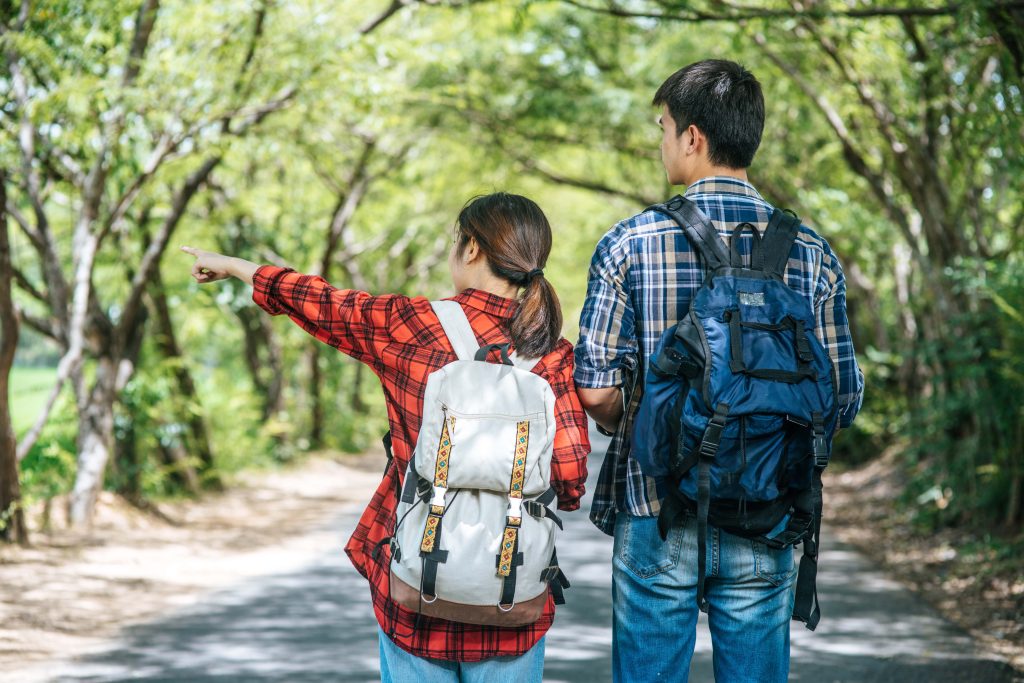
top-left (683, 164), bottom-right (748, 187)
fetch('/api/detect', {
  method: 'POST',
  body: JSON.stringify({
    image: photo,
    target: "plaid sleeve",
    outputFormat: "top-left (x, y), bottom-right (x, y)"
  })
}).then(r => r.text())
top-left (252, 265), bottom-right (402, 367)
top-left (543, 339), bottom-right (591, 511)
top-left (574, 222), bottom-right (637, 389)
top-left (813, 247), bottom-right (865, 429)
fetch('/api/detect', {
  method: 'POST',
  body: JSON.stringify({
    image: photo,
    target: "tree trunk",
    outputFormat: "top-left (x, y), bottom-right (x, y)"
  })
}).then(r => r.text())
top-left (148, 268), bottom-right (219, 487)
top-left (237, 305), bottom-right (284, 421)
top-left (308, 344), bottom-right (323, 448)
top-left (68, 358), bottom-right (118, 527)
top-left (0, 171), bottom-right (28, 545)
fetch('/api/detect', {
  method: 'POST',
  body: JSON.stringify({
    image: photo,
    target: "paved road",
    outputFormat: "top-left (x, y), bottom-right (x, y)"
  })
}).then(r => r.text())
top-left (20, 433), bottom-right (1017, 682)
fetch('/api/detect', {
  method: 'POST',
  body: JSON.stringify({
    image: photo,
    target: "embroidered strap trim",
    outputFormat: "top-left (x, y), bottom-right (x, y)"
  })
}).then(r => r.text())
top-left (497, 420), bottom-right (530, 577)
top-left (420, 416), bottom-right (455, 553)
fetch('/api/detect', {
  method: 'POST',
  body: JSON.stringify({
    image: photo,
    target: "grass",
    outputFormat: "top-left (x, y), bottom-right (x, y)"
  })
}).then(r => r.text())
top-left (10, 366), bottom-right (58, 437)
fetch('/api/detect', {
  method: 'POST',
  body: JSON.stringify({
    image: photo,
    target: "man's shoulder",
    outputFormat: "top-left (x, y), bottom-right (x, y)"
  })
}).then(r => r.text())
top-left (608, 203), bottom-right (684, 239)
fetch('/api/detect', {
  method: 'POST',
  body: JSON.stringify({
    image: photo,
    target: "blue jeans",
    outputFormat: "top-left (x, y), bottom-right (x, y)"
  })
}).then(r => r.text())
top-left (612, 513), bottom-right (796, 683)
top-left (378, 627), bottom-right (545, 683)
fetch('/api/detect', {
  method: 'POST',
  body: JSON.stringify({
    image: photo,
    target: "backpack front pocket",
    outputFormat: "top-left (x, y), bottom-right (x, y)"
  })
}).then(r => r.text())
top-left (415, 405), bottom-right (549, 497)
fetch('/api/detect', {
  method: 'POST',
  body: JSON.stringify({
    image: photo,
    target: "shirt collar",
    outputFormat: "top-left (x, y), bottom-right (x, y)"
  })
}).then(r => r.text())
top-left (452, 288), bottom-right (518, 318)
top-left (684, 176), bottom-right (765, 201)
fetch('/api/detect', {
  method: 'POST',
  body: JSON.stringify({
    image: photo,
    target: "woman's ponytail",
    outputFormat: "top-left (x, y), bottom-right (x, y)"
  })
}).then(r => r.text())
top-left (455, 193), bottom-right (564, 359)
top-left (510, 273), bottom-right (562, 359)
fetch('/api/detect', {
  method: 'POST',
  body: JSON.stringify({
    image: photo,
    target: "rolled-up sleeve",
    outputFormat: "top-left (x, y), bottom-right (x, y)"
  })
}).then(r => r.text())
top-left (813, 248), bottom-right (865, 429)
top-left (574, 223), bottom-right (637, 389)
top-left (542, 340), bottom-right (591, 512)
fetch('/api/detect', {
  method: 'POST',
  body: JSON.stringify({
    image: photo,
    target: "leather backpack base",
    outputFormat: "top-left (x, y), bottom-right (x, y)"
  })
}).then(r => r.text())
top-left (389, 571), bottom-right (548, 626)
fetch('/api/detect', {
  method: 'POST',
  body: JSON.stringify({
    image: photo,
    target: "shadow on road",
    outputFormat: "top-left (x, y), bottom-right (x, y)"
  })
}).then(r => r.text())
top-left (30, 433), bottom-right (1017, 683)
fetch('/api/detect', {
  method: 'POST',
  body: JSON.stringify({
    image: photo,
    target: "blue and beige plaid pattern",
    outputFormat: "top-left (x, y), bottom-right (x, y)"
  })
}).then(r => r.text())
top-left (575, 177), bottom-right (865, 535)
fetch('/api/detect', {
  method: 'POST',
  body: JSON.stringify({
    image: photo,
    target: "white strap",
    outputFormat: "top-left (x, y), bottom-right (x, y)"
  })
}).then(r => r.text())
top-left (431, 300), bottom-right (479, 361)
top-left (510, 352), bottom-right (541, 372)
top-left (430, 299), bottom-right (543, 371)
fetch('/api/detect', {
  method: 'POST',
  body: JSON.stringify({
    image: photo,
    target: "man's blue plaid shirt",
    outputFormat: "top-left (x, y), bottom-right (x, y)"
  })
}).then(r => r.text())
top-left (575, 176), bottom-right (865, 535)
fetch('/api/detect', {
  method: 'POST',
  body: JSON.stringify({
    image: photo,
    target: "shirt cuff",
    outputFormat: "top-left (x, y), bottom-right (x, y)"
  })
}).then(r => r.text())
top-left (251, 265), bottom-right (293, 315)
top-left (573, 365), bottom-right (624, 389)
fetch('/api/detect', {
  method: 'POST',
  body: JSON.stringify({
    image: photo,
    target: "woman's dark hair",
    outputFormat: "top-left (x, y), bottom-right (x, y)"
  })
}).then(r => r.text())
top-left (455, 192), bottom-right (562, 359)
top-left (653, 59), bottom-right (765, 169)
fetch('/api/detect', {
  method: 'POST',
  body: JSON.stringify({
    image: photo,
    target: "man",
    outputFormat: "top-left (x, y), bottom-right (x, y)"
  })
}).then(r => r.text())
top-left (574, 60), bottom-right (864, 682)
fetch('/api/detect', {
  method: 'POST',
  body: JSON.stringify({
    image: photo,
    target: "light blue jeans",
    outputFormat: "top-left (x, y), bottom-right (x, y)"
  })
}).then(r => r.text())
top-left (612, 513), bottom-right (796, 683)
top-left (377, 627), bottom-right (545, 683)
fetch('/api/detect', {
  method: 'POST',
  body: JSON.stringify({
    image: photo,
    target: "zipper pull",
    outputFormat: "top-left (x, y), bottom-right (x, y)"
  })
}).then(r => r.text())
top-left (441, 404), bottom-right (455, 444)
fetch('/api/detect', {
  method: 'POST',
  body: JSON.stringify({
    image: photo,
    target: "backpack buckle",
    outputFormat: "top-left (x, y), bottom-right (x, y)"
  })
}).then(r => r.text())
top-left (506, 496), bottom-right (523, 524)
top-left (699, 403), bottom-right (730, 459)
top-left (813, 436), bottom-right (829, 468)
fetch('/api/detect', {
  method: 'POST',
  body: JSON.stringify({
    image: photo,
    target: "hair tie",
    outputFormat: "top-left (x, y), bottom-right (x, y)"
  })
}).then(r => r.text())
top-left (527, 268), bottom-right (544, 281)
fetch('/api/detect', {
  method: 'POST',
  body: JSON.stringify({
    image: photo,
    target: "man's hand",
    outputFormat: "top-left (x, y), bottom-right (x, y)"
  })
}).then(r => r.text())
top-left (578, 386), bottom-right (624, 434)
top-left (180, 246), bottom-right (259, 286)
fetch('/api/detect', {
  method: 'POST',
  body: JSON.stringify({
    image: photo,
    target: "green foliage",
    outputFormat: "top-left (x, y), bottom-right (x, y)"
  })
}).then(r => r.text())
top-left (4, 0), bottom-right (1021, 541)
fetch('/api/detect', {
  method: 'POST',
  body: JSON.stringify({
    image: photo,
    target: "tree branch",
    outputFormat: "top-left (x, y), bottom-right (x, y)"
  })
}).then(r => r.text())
top-left (563, 0), bottom-right (1024, 22)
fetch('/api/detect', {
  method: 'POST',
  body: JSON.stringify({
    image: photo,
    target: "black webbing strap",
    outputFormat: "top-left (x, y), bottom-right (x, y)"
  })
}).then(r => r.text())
top-left (540, 548), bottom-right (571, 605)
top-left (383, 431), bottom-right (404, 503)
top-left (793, 413), bottom-right (828, 630)
top-left (401, 469), bottom-right (431, 504)
top-left (759, 209), bottom-right (802, 279)
top-left (497, 546), bottom-right (525, 608)
top-left (696, 403), bottom-right (730, 612)
top-left (728, 310), bottom-right (744, 374)
top-left (421, 547), bottom-right (450, 600)
top-left (655, 196), bottom-right (730, 271)
top-left (474, 342), bottom-right (514, 365)
top-left (523, 500), bottom-right (564, 530)
top-left (729, 222), bottom-right (764, 269)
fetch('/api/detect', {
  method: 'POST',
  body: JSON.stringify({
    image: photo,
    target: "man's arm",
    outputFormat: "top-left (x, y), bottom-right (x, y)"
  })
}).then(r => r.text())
top-left (574, 220), bottom-right (636, 433)
top-left (814, 246), bottom-right (864, 429)
top-left (578, 387), bottom-right (624, 434)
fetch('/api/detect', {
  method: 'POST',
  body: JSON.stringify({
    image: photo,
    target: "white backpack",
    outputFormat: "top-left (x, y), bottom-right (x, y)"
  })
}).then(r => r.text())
top-left (388, 300), bottom-right (569, 626)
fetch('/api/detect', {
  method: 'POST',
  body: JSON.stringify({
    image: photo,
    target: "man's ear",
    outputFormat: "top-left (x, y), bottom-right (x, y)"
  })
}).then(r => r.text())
top-left (686, 124), bottom-right (703, 156)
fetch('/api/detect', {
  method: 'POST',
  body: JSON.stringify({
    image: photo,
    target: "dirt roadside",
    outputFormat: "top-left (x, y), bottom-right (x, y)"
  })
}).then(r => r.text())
top-left (0, 451), bottom-right (384, 677)
top-left (826, 449), bottom-right (1024, 675)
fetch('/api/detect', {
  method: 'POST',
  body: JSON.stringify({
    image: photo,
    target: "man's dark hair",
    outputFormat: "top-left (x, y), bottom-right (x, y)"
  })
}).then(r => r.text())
top-left (653, 60), bottom-right (765, 169)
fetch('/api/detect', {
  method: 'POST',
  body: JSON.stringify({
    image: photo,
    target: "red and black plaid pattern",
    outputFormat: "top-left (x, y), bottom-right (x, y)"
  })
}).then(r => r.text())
top-left (252, 266), bottom-right (591, 662)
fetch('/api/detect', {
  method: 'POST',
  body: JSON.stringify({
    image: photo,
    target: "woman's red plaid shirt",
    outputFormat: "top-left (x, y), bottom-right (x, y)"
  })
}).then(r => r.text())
top-left (252, 266), bottom-right (591, 662)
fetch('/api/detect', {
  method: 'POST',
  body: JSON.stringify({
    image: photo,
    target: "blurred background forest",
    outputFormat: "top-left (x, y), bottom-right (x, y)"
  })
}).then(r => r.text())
top-left (0, 0), bottom-right (1021, 574)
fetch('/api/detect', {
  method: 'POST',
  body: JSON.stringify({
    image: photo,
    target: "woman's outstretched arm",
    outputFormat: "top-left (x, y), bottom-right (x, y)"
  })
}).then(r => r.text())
top-left (180, 246), bottom-right (259, 285)
top-left (180, 245), bottom-right (400, 369)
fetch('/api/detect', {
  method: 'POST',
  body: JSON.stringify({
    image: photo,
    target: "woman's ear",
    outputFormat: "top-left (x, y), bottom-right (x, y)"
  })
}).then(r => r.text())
top-left (462, 236), bottom-right (482, 264)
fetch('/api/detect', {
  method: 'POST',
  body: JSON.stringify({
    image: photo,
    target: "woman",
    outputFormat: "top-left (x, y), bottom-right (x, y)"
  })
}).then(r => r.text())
top-left (181, 192), bottom-right (590, 682)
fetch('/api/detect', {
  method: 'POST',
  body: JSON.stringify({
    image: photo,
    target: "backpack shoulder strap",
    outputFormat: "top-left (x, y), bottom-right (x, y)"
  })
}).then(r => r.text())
top-left (431, 300), bottom-right (479, 361)
top-left (759, 209), bottom-right (803, 279)
top-left (650, 195), bottom-right (730, 271)
top-left (508, 350), bottom-right (541, 373)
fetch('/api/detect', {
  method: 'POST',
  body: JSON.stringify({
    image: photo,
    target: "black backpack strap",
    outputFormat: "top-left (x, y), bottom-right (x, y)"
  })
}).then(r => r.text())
top-left (792, 413), bottom-right (829, 631)
top-left (729, 222), bottom-right (764, 269)
top-left (695, 402), bottom-right (730, 612)
top-left (540, 548), bottom-right (571, 605)
top-left (759, 209), bottom-right (802, 279)
top-left (651, 196), bottom-right (730, 271)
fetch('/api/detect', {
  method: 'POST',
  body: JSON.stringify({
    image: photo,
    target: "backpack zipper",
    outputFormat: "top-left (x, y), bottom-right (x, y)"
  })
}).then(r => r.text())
top-left (440, 403), bottom-right (543, 421)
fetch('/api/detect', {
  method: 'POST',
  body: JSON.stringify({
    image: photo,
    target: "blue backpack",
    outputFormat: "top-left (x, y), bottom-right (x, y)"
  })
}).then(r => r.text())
top-left (632, 196), bottom-right (839, 630)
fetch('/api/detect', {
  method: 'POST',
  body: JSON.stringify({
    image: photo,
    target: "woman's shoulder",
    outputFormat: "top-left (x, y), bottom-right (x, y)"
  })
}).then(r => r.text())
top-left (533, 337), bottom-right (576, 374)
